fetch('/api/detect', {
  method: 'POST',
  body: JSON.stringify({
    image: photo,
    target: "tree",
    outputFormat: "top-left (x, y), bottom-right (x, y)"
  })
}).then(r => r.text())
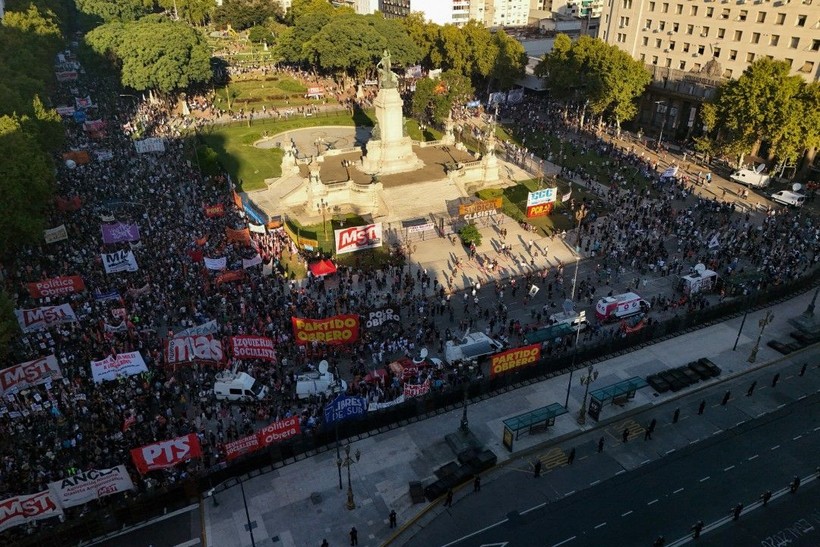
top-left (490, 31), bottom-right (527, 90)
top-left (431, 25), bottom-right (470, 75)
top-left (275, 11), bottom-right (333, 65)
top-left (399, 12), bottom-right (437, 68)
top-left (29, 94), bottom-right (65, 151)
top-left (462, 21), bottom-right (496, 81)
top-left (286, 0), bottom-right (337, 24)
top-left (701, 59), bottom-right (820, 168)
top-left (306, 16), bottom-right (386, 77)
top-left (458, 223), bottom-right (482, 246)
top-left (87, 17), bottom-right (213, 93)
top-left (411, 70), bottom-right (474, 124)
top-left (213, 0), bottom-right (282, 30)
top-left (158, 0), bottom-right (214, 25)
top-left (0, 290), bottom-right (19, 362)
top-left (0, 116), bottom-right (54, 257)
top-left (248, 25), bottom-right (273, 44)
top-left (535, 34), bottom-right (579, 103)
top-left (75, 0), bottom-right (156, 23)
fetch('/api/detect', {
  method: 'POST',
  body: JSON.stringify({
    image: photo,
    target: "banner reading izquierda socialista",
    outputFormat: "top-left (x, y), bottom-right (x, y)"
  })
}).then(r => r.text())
top-left (291, 314), bottom-right (359, 345)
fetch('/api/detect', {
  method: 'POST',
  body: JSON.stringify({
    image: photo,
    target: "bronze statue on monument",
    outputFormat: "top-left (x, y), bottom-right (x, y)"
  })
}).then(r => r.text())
top-left (376, 49), bottom-right (399, 89)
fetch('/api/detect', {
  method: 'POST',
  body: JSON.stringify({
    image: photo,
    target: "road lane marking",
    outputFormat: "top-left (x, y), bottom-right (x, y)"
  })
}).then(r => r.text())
top-left (673, 488), bottom-right (684, 494)
top-left (439, 518), bottom-right (511, 547)
top-left (748, 454), bottom-right (759, 461)
top-left (616, 470), bottom-right (625, 475)
top-left (521, 502), bottom-right (546, 515)
top-left (666, 449), bottom-right (676, 455)
top-left (793, 435), bottom-right (803, 440)
top-left (594, 522), bottom-right (607, 529)
top-left (712, 430), bottom-right (721, 435)
top-left (648, 499), bottom-right (659, 505)
top-left (699, 476), bottom-right (711, 482)
top-left (736, 421), bottom-right (746, 427)
top-left (551, 536), bottom-right (577, 547)
top-left (565, 490), bottom-right (576, 496)
top-left (590, 480), bottom-right (600, 486)
top-left (814, 426), bottom-right (820, 432)
top-left (724, 465), bottom-right (735, 472)
top-left (771, 445), bottom-right (781, 451)
top-left (641, 459), bottom-right (651, 465)
top-left (621, 510), bottom-right (633, 517)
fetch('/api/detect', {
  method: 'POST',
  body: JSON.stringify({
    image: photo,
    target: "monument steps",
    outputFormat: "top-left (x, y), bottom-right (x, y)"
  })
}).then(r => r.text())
top-left (380, 176), bottom-right (466, 220)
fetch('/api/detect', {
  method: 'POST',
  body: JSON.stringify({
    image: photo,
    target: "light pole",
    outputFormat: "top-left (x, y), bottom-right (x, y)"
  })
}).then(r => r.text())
top-left (337, 443), bottom-right (361, 510)
top-left (577, 364), bottom-right (599, 424)
top-left (238, 479), bottom-right (257, 547)
top-left (564, 316), bottom-right (585, 409)
top-left (655, 100), bottom-right (668, 151)
top-left (459, 361), bottom-right (476, 432)
top-left (748, 310), bottom-right (774, 363)
top-left (317, 199), bottom-right (329, 239)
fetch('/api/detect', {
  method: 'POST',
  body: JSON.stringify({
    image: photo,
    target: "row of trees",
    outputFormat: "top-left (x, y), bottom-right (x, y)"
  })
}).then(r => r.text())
top-left (0, 0), bottom-right (71, 356)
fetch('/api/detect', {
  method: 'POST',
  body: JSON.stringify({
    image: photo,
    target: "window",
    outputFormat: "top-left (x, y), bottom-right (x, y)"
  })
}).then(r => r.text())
top-left (734, 30), bottom-right (742, 41)
top-left (676, 4), bottom-right (682, 15)
top-left (662, 3), bottom-right (669, 13)
top-left (622, 0), bottom-right (633, 8)
top-left (729, 50), bottom-right (737, 60)
top-left (690, 5), bottom-right (698, 16)
top-left (718, 28), bottom-right (725, 39)
top-left (757, 12), bottom-right (766, 23)
top-left (686, 24), bottom-right (694, 34)
top-left (679, 60), bottom-right (686, 70)
top-left (812, 39), bottom-right (820, 52)
top-left (746, 52), bottom-right (755, 62)
top-left (643, 36), bottom-right (649, 46)
top-left (702, 26), bottom-right (710, 37)
top-left (666, 58), bottom-right (672, 67)
top-left (645, 18), bottom-right (652, 29)
top-left (776, 13), bottom-right (785, 25)
top-left (706, 7), bottom-right (713, 18)
top-left (721, 8), bottom-right (730, 19)
top-left (790, 37), bottom-right (800, 49)
top-left (796, 14), bottom-right (807, 27)
top-left (799, 61), bottom-right (815, 73)
top-left (751, 32), bottom-right (760, 44)
top-left (652, 55), bottom-right (659, 65)
top-left (620, 16), bottom-right (630, 26)
top-left (698, 45), bottom-right (705, 55)
top-left (785, 58), bottom-right (793, 68)
top-left (713, 47), bottom-right (721, 58)
top-left (682, 42), bottom-right (690, 52)
top-left (649, 1), bottom-right (655, 11)
top-left (738, 10), bottom-right (747, 22)
top-left (639, 53), bottom-right (646, 61)
top-left (672, 22), bottom-right (679, 32)
top-left (770, 35), bottom-right (779, 46)
top-left (655, 38), bottom-right (662, 48)
top-left (669, 41), bottom-right (676, 50)
top-left (659, 21), bottom-right (666, 31)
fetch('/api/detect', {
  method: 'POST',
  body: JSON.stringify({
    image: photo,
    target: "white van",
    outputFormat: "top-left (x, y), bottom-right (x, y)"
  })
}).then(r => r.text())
top-left (730, 165), bottom-right (770, 188)
top-left (444, 332), bottom-right (506, 364)
top-left (295, 361), bottom-right (347, 400)
top-left (771, 190), bottom-right (805, 207)
top-left (548, 309), bottom-right (588, 331)
top-left (214, 371), bottom-right (268, 402)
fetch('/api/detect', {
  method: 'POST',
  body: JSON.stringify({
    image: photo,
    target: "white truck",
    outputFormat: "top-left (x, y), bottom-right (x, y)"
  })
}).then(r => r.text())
top-left (595, 292), bottom-right (650, 322)
top-left (730, 165), bottom-right (770, 188)
top-left (771, 190), bottom-right (805, 207)
top-left (548, 309), bottom-right (588, 330)
top-left (213, 371), bottom-right (268, 402)
top-left (295, 361), bottom-right (347, 400)
top-left (444, 332), bottom-right (506, 365)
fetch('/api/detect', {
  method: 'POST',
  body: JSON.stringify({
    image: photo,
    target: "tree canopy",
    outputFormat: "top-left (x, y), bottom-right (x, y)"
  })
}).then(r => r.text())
top-left (700, 58), bottom-right (820, 168)
top-left (212, 0), bottom-right (282, 30)
top-left (86, 17), bottom-right (213, 93)
top-left (411, 70), bottom-right (474, 124)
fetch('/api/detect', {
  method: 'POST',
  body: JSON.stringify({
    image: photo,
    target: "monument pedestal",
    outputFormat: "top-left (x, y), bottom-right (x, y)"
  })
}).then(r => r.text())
top-left (361, 87), bottom-right (424, 176)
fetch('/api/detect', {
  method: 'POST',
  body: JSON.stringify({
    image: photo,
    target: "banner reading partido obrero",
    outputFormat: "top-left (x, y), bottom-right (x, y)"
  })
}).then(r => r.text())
top-left (489, 344), bottom-right (541, 377)
top-left (291, 314), bottom-right (360, 345)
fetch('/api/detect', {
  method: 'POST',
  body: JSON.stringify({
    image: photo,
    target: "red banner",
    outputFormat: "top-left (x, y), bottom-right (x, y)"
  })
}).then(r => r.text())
top-left (215, 270), bottom-right (245, 285)
top-left (0, 491), bottom-right (63, 533)
top-left (165, 335), bottom-right (224, 365)
top-left (232, 191), bottom-right (244, 211)
top-left (223, 416), bottom-right (300, 461)
top-left (490, 344), bottom-right (541, 377)
top-left (526, 203), bottom-right (554, 218)
top-left (204, 203), bottom-right (225, 218)
top-left (291, 314), bottom-right (360, 345)
top-left (0, 355), bottom-right (62, 395)
top-left (224, 435), bottom-right (260, 461)
top-left (130, 433), bottom-right (202, 474)
top-left (226, 226), bottom-right (251, 245)
top-left (403, 380), bottom-right (431, 399)
top-left (230, 336), bottom-right (276, 361)
top-left (27, 275), bottom-right (85, 298)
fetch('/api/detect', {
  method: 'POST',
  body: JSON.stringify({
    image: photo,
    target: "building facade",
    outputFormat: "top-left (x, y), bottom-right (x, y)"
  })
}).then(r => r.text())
top-left (379, 0), bottom-right (529, 27)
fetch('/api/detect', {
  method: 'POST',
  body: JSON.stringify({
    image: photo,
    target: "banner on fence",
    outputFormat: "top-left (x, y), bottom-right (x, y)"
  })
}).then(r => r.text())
top-left (44, 225), bottom-right (68, 244)
top-left (47, 466), bottom-right (135, 508)
top-left (0, 491), bottom-right (63, 533)
top-left (90, 351), bottom-right (148, 384)
top-left (102, 250), bottom-right (139, 273)
top-left (15, 304), bottom-right (78, 333)
top-left (0, 355), bottom-right (62, 396)
top-left (458, 198), bottom-right (502, 220)
top-left (291, 314), bottom-right (360, 345)
top-left (334, 224), bottom-right (383, 254)
top-left (489, 344), bottom-right (541, 377)
top-left (324, 395), bottom-right (367, 425)
top-left (403, 379), bottom-right (431, 399)
top-left (130, 433), bottom-right (201, 474)
top-left (224, 416), bottom-right (301, 461)
top-left (230, 336), bottom-right (276, 361)
top-left (27, 275), bottom-right (85, 298)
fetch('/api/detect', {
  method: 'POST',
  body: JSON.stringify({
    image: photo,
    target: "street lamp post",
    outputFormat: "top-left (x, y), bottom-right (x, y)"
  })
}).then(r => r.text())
top-left (577, 364), bottom-right (599, 424)
top-left (238, 479), bottom-right (257, 547)
top-left (655, 100), bottom-right (668, 151)
top-left (317, 199), bottom-right (329, 239)
top-left (459, 362), bottom-right (475, 432)
top-left (748, 310), bottom-right (774, 363)
top-left (570, 204), bottom-right (588, 301)
top-left (564, 316), bottom-right (585, 409)
top-left (337, 443), bottom-right (362, 510)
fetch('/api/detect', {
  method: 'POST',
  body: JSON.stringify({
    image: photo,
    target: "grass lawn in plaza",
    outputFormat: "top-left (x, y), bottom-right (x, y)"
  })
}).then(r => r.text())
top-left (214, 76), bottom-right (327, 112)
top-left (477, 178), bottom-right (607, 237)
top-left (199, 109), bottom-right (373, 191)
top-left (405, 119), bottom-right (443, 142)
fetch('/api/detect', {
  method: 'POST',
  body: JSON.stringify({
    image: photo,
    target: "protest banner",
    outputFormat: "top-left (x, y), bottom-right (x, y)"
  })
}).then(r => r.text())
top-left (0, 491), bottom-right (63, 533)
top-left (44, 225), bottom-right (68, 244)
top-left (291, 314), bottom-right (360, 345)
top-left (230, 336), bottom-right (276, 361)
top-left (166, 335), bottom-right (224, 365)
top-left (101, 223), bottom-right (140, 244)
top-left (489, 344), bottom-right (541, 377)
top-left (89, 352), bottom-right (148, 384)
top-left (27, 275), bottom-right (85, 298)
top-left (130, 433), bottom-right (201, 474)
top-left (102, 250), bottom-right (139, 274)
top-left (15, 304), bottom-right (78, 333)
top-left (47, 466), bottom-right (135, 508)
top-left (0, 355), bottom-right (62, 396)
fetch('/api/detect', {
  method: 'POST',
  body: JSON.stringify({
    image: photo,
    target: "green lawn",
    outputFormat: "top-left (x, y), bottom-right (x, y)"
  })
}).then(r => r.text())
top-left (199, 109), bottom-right (373, 191)
top-left (405, 119), bottom-right (443, 142)
top-left (215, 77), bottom-right (327, 111)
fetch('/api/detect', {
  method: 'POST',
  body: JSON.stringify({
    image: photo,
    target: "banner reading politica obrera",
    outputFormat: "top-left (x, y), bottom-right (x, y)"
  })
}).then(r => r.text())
top-left (47, 466), bottom-right (135, 508)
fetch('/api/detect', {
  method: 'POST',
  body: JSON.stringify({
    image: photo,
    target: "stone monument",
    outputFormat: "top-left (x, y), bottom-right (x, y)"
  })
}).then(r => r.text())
top-left (361, 50), bottom-right (424, 176)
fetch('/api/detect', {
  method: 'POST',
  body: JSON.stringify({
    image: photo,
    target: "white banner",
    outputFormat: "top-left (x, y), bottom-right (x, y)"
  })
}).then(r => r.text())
top-left (102, 250), bottom-right (139, 274)
top-left (368, 395), bottom-right (405, 411)
top-left (526, 188), bottom-right (557, 207)
top-left (334, 223), bottom-right (383, 255)
top-left (90, 351), bottom-right (148, 384)
top-left (242, 254), bottom-right (262, 269)
top-left (48, 466), bottom-right (135, 508)
top-left (248, 223), bottom-right (266, 234)
top-left (0, 355), bottom-right (63, 395)
top-left (44, 225), bottom-right (68, 244)
top-left (0, 491), bottom-right (63, 533)
top-left (134, 137), bottom-right (166, 154)
top-left (204, 256), bottom-right (227, 271)
top-left (15, 304), bottom-right (78, 333)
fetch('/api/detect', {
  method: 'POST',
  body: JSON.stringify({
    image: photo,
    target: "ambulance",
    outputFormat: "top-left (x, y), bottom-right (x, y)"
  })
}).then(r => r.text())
top-left (595, 292), bottom-right (650, 322)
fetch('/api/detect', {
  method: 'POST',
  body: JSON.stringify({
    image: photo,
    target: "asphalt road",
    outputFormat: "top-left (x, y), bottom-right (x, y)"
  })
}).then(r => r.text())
top-left (406, 355), bottom-right (820, 547)
top-left (89, 504), bottom-right (201, 547)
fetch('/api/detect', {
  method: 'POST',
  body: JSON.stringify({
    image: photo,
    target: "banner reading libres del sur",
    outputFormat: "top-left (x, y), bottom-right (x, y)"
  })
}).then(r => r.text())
top-left (291, 314), bottom-right (360, 345)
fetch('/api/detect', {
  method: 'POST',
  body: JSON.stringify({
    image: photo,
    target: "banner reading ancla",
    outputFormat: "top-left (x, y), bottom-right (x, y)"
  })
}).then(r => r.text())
top-left (47, 466), bottom-right (135, 508)
top-left (90, 351), bottom-right (148, 384)
top-left (15, 304), bottom-right (78, 333)
top-left (28, 275), bottom-right (85, 298)
top-left (334, 223), bottom-right (383, 254)
top-left (0, 355), bottom-right (63, 396)
top-left (291, 314), bottom-right (360, 345)
top-left (130, 433), bottom-right (202, 474)
top-left (0, 490), bottom-right (64, 533)
top-left (490, 344), bottom-right (541, 377)
top-left (230, 336), bottom-right (276, 362)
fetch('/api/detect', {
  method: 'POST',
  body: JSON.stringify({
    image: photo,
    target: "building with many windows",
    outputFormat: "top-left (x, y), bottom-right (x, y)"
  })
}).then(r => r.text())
top-left (598, 0), bottom-right (820, 142)
top-left (379, 0), bottom-right (529, 27)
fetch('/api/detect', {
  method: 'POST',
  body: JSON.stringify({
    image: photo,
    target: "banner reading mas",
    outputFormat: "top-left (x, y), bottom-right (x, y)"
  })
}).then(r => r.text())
top-left (291, 314), bottom-right (359, 345)
top-left (490, 344), bottom-right (541, 377)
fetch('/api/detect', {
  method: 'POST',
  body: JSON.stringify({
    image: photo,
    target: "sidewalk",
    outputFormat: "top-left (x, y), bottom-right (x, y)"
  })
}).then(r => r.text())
top-left (202, 288), bottom-right (819, 547)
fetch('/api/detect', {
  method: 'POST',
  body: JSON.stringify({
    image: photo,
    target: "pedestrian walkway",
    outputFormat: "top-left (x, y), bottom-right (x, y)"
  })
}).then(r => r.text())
top-left (202, 288), bottom-right (820, 547)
